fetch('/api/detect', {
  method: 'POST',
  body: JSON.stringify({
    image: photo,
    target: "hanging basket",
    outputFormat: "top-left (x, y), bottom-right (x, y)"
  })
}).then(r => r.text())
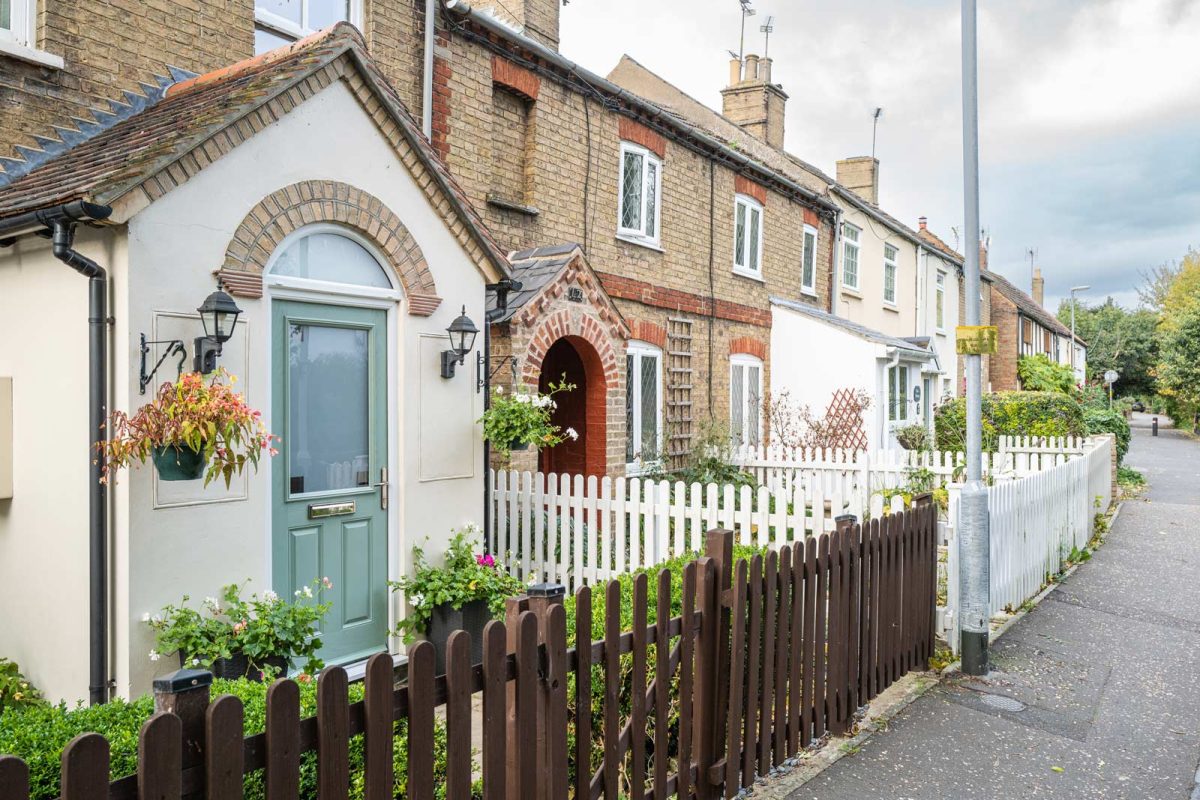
top-left (152, 445), bottom-right (208, 481)
top-left (509, 440), bottom-right (530, 452)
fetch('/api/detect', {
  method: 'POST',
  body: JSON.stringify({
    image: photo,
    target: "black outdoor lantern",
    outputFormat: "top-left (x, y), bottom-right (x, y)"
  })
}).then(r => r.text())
top-left (441, 305), bottom-right (479, 379)
top-left (193, 282), bottom-right (242, 374)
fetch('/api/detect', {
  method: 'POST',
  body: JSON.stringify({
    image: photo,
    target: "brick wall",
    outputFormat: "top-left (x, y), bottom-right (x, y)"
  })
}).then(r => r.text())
top-left (990, 289), bottom-right (1020, 391)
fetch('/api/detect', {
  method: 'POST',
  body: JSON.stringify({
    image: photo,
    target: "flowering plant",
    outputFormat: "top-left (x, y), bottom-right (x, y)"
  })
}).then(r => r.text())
top-left (99, 369), bottom-right (278, 487)
top-left (144, 578), bottom-right (332, 676)
top-left (479, 376), bottom-right (577, 460)
top-left (389, 525), bottom-right (525, 642)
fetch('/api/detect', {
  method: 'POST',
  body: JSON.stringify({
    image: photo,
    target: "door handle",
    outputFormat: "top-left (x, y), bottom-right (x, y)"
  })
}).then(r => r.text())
top-left (374, 467), bottom-right (389, 510)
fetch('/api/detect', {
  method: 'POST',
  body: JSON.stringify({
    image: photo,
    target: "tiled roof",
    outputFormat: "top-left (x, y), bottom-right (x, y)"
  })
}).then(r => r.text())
top-left (489, 243), bottom-right (582, 322)
top-left (0, 23), bottom-right (510, 278)
top-left (988, 271), bottom-right (1080, 341)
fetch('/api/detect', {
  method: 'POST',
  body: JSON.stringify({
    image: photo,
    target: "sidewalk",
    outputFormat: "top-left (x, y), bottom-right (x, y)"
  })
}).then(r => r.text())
top-left (793, 414), bottom-right (1200, 799)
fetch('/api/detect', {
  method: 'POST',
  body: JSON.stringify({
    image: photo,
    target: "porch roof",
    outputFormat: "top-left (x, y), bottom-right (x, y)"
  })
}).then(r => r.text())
top-left (0, 24), bottom-right (511, 280)
top-left (770, 295), bottom-right (937, 360)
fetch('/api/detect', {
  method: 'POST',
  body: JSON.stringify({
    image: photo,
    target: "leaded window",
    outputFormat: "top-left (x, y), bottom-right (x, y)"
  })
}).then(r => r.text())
top-left (801, 224), bottom-right (818, 294)
top-left (626, 342), bottom-right (662, 469)
top-left (618, 143), bottom-right (662, 245)
top-left (730, 355), bottom-right (763, 448)
top-left (734, 195), bottom-right (763, 276)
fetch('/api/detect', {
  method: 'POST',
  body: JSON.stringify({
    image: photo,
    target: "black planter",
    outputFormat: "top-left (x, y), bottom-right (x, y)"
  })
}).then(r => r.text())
top-left (509, 440), bottom-right (530, 452)
top-left (152, 445), bottom-right (207, 481)
top-left (179, 652), bottom-right (288, 681)
top-left (427, 599), bottom-right (489, 674)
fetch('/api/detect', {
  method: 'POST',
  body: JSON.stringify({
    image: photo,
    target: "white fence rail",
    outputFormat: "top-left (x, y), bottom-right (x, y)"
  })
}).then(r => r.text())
top-left (940, 435), bottom-right (1114, 653)
top-left (487, 470), bottom-right (877, 593)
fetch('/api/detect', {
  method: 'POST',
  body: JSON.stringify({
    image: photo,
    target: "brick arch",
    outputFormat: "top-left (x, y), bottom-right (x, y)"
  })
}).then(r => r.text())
top-left (730, 336), bottom-right (768, 361)
top-left (629, 319), bottom-right (668, 350)
top-left (522, 309), bottom-right (621, 390)
top-left (219, 180), bottom-right (443, 315)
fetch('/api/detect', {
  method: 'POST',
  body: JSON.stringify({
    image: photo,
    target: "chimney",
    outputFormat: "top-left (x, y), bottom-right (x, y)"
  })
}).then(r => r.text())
top-left (492, 0), bottom-right (560, 50)
top-left (979, 239), bottom-right (989, 271)
top-left (720, 53), bottom-right (788, 149)
top-left (918, 216), bottom-right (928, 231)
top-left (1032, 267), bottom-right (1044, 307)
top-left (836, 156), bottom-right (880, 205)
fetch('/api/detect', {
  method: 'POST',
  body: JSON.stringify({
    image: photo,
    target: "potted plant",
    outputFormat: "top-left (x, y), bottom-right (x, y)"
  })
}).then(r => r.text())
top-left (99, 369), bottom-right (278, 486)
top-left (144, 578), bottom-right (332, 680)
top-left (894, 423), bottom-right (931, 451)
top-left (391, 525), bottom-right (525, 673)
top-left (479, 377), bottom-right (577, 461)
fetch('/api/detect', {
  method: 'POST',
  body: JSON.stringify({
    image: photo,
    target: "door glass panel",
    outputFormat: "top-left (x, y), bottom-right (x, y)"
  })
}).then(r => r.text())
top-left (271, 232), bottom-right (391, 288)
top-left (288, 323), bottom-right (370, 494)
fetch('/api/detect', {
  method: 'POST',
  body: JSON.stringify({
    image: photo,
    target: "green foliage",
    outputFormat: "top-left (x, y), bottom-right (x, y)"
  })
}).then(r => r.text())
top-left (1082, 406), bottom-right (1130, 462)
top-left (0, 679), bottom-right (456, 800)
top-left (672, 421), bottom-right (758, 489)
top-left (479, 377), bottom-right (576, 462)
top-left (1017, 354), bottom-right (1076, 393)
top-left (0, 659), bottom-right (42, 715)
top-left (390, 525), bottom-right (524, 642)
top-left (1156, 302), bottom-right (1200, 425)
top-left (934, 391), bottom-right (1086, 452)
top-left (893, 424), bottom-right (931, 451)
top-left (145, 579), bottom-right (333, 676)
top-left (1055, 297), bottom-right (1160, 396)
top-left (1117, 465), bottom-right (1146, 493)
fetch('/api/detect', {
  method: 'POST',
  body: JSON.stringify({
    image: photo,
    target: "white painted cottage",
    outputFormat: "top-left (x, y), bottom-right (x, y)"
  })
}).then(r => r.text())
top-left (0, 26), bottom-right (509, 703)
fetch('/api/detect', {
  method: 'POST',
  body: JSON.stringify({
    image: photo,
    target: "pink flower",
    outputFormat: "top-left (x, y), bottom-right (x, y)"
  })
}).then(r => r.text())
top-left (321, 576), bottom-right (334, 589)
top-left (477, 553), bottom-right (496, 568)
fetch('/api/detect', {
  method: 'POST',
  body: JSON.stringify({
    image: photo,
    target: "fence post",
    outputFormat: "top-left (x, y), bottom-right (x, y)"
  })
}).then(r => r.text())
top-left (693, 528), bottom-right (733, 799)
top-left (153, 668), bottom-right (212, 791)
top-left (526, 583), bottom-right (568, 800)
top-left (504, 594), bottom-right (531, 800)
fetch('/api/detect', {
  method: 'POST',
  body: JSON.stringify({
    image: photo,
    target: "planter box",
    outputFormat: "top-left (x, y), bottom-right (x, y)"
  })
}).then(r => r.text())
top-left (427, 599), bottom-right (489, 674)
top-left (179, 652), bottom-right (288, 681)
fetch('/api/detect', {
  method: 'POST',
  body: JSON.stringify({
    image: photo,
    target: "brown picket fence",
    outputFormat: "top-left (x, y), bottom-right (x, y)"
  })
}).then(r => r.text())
top-left (0, 499), bottom-right (937, 800)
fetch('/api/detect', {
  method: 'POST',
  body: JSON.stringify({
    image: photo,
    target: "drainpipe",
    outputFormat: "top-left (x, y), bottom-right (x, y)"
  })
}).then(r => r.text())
top-left (422, 0), bottom-right (436, 138)
top-left (830, 207), bottom-right (843, 316)
top-left (481, 279), bottom-right (519, 552)
top-left (883, 347), bottom-right (901, 449)
top-left (51, 220), bottom-right (110, 706)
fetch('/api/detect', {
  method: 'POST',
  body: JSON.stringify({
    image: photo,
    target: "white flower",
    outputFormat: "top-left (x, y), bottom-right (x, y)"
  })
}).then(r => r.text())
top-left (148, 650), bottom-right (161, 662)
top-left (302, 585), bottom-right (313, 599)
top-left (263, 590), bottom-right (279, 603)
top-left (192, 658), bottom-right (201, 666)
top-left (565, 427), bottom-right (579, 441)
top-left (294, 590), bottom-right (303, 598)
top-left (203, 596), bottom-right (221, 612)
top-left (496, 386), bottom-right (504, 395)
top-left (151, 614), bottom-right (164, 625)
top-left (409, 593), bottom-right (425, 608)
top-left (141, 612), bottom-right (151, 623)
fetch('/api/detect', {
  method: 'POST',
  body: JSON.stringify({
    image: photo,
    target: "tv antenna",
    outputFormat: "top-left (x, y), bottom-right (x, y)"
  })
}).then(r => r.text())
top-left (1027, 247), bottom-right (1038, 284)
top-left (871, 107), bottom-right (883, 159)
top-left (737, 0), bottom-right (755, 76)
top-left (760, 15), bottom-right (775, 59)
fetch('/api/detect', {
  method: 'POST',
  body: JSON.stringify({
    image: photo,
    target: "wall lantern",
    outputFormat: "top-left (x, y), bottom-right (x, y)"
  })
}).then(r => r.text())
top-left (193, 282), bottom-right (242, 374)
top-left (441, 306), bottom-right (479, 379)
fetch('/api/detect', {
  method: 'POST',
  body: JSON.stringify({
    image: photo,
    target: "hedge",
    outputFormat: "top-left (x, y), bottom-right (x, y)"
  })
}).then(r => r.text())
top-left (934, 391), bottom-right (1086, 452)
top-left (0, 678), bottom-right (453, 800)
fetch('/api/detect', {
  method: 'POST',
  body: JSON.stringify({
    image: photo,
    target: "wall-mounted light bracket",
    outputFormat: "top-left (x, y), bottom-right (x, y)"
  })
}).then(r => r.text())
top-left (478, 353), bottom-right (519, 392)
top-left (139, 333), bottom-right (187, 394)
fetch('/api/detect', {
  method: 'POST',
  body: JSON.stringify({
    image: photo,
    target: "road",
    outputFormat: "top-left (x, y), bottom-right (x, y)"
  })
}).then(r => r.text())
top-left (796, 412), bottom-right (1200, 799)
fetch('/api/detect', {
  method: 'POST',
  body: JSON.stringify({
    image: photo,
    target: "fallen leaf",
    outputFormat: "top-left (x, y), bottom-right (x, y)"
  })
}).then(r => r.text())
top-left (1051, 766), bottom-right (1065, 774)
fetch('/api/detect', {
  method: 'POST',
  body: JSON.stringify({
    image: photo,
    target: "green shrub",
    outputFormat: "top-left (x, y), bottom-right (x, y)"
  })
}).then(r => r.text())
top-left (0, 678), bottom-right (453, 800)
top-left (1017, 354), bottom-right (1076, 393)
top-left (0, 658), bottom-right (42, 715)
top-left (893, 424), bottom-right (931, 451)
top-left (934, 391), bottom-right (1086, 452)
top-left (1082, 407), bottom-right (1130, 462)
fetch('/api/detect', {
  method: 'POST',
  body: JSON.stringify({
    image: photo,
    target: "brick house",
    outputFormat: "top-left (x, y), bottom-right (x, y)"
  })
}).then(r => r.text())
top-left (988, 263), bottom-right (1087, 391)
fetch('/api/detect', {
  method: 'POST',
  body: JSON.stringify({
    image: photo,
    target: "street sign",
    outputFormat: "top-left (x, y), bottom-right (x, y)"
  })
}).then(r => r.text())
top-left (1103, 370), bottom-right (1119, 385)
top-left (956, 325), bottom-right (998, 355)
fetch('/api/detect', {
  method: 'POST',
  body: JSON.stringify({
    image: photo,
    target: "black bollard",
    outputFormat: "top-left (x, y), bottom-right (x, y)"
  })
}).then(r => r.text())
top-left (1152, 417), bottom-right (1159, 437)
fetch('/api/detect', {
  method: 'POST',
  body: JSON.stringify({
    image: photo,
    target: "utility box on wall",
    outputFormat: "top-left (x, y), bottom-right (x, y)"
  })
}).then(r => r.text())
top-left (0, 377), bottom-right (11, 499)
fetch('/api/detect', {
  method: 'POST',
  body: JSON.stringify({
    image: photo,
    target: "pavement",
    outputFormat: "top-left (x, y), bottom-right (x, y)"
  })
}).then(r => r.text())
top-left (793, 412), bottom-right (1200, 799)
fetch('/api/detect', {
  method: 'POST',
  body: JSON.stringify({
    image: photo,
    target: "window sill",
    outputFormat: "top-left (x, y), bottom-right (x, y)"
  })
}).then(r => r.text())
top-left (626, 460), bottom-right (663, 478)
top-left (935, 328), bottom-right (947, 337)
top-left (732, 267), bottom-right (765, 283)
top-left (799, 286), bottom-right (819, 298)
top-left (615, 233), bottom-right (664, 253)
top-left (0, 39), bottom-right (64, 69)
top-left (486, 194), bottom-right (540, 216)
top-left (840, 286), bottom-right (862, 299)
top-left (882, 302), bottom-right (899, 313)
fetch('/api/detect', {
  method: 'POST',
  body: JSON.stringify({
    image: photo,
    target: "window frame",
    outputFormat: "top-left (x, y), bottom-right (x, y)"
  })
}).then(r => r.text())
top-left (0, 0), bottom-right (30, 45)
top-left (254, 0), bottom-right (363, 48)
top-left (883, 243), bottom-right (898, 306)
top-left (729, 354), bottom-right (764, 449)
top-left (616, 141), bottom-right (663, 247)
top-left (935, 272), bottom-right (946, 332)
top-left (888, 364), bottom-right (910, 424)
top-left (841, 222), bottom-right (861, 290)
top-left (625, 340), bottom-right (664, 473)
top-left (732, 194), bottom-right (765, 279)
top-left (800, 223), bottom-right (818, 296)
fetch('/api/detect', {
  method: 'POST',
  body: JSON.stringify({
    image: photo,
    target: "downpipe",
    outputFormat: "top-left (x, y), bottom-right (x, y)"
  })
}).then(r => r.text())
top-left (51, 221), bottom-right (110, 706)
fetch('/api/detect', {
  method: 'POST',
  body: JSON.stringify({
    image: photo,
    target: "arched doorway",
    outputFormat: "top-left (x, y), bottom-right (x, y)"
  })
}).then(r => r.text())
top-left (538, 336), bottom-right (608, 476)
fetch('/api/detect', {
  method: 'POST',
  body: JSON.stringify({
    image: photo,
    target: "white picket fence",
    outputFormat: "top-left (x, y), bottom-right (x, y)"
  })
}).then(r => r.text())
top-left (939, 435), bottom-right (1114, 653)
top-left (487, 470), bottom-right (879, 594)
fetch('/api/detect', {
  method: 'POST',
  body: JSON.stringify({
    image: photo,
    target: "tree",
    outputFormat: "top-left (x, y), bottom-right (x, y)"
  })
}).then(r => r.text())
top-left (1156, 302), bottom-right (1200, 424)
top-left (1137, 254), bottom-right (1185, 312)
top-left (1055, 297), bottom-right (1159, 396)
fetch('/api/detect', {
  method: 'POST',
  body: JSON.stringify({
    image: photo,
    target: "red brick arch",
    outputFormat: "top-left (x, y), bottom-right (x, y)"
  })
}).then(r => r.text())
top-left (730, 336), bottom-right (768, 360)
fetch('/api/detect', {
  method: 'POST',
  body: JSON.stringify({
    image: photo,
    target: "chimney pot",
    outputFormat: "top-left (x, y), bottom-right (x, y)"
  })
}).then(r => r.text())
top-left (744, 54), bottom-right (759, 81)
top-left (721, 52), bottom-right (787, 149)
top-left (729, 57), bottom-right (742, 87)
top-left (918, 216), bottom-right (927, 231)
top-left (758, 57), bottom-right (772, 83)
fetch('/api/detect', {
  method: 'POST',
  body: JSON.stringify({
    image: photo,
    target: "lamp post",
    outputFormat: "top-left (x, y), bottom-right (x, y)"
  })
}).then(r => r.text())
top-left (1069, 285), bottom-right (1089, 376)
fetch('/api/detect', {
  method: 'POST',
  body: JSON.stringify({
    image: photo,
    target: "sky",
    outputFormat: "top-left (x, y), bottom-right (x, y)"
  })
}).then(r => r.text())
top-left (559, 0), bottom-right (1200, 311)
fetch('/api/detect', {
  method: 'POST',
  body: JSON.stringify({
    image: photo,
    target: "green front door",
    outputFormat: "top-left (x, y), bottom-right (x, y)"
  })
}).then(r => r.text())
top-left (272, 300), bottom-right (389, 667)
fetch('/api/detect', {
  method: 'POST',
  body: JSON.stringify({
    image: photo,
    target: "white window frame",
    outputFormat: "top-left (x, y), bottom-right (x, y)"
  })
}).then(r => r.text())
top-left (888, 364), bottom-right (910, 424)
top-left (935, 272), bottom-right (946, 332)
top-left (800, 224), bottom-right (818, 296)
top-left (729, 354), bottom-right (764, 448)
top-left (732, 194), bottom-right (764, 279)
top-left (842, 223), bottom-right (861, 290)
top-left (883, 243), bottom-right (898, 306)
top-left (616, 142), bottom-right (662, 247)
top-left (255, 0), bottom-right (363, 45)
top-left (625, 341), bottom-right (663, 473)
top-left (0, 0), bottom-right (62, 68)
